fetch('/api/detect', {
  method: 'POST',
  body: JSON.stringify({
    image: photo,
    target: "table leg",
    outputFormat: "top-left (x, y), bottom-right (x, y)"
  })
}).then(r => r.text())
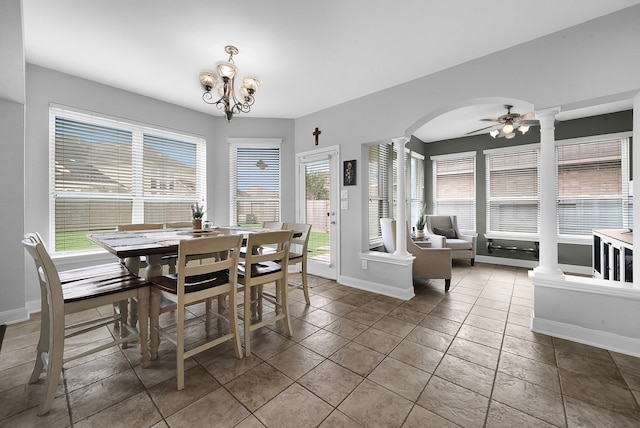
top-left (145, 254), bottom-right (164, 279)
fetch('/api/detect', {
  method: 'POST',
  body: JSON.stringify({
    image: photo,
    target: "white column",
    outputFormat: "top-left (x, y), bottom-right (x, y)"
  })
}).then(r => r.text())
top-left (633, 92), bottom-right (640, 286)
top-left (392, 137), bottom-right (409, 256)
top-left (533, 107), bottom-right (563, 277)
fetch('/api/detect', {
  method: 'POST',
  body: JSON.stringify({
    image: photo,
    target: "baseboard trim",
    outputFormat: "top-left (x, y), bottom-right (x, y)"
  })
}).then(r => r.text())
top-left (338, 275), bottom-right (414, 301)
top-left (0, 306), bottom-right (31, 325)
top-left (532, 315), bottom-right (640, 358)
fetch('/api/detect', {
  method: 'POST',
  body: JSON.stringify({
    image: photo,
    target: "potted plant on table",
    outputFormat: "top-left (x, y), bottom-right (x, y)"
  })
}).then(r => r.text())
top-left (191, 202), bottom-right (205, 230)
top-left (416, 215), bottom-right (426, 239)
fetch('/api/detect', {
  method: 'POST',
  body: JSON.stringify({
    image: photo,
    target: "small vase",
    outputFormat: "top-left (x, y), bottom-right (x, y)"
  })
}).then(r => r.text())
top-left (416, 230), bottom-right (425, 239)
top-left (192, 219), bottom-right (202, 230)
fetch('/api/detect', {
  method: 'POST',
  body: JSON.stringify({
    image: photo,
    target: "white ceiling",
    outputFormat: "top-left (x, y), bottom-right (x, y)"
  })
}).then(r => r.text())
top-left (22, 0), bottom-right (639, 139)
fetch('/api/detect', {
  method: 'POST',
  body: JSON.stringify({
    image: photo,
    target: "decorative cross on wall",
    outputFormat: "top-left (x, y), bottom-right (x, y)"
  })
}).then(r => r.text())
top-left (313, 127), bottom-right (321, 145)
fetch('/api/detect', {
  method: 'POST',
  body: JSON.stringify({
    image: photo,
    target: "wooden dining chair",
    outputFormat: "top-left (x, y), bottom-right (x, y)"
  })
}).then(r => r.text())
top-left (149, 234), bottom-right (243, 390)
top-left (165, 221), bottom-right (193, 229)
top-left (261, 223), bottom-right (312, 305)
top-left (238, 230), bottom-right (293, 357)
top-left (262, 221), bottom-right (284, 229)
top-left (283, 222), bottom-right (312, 304)
top-left (22, 232), bottom-right (150, 415)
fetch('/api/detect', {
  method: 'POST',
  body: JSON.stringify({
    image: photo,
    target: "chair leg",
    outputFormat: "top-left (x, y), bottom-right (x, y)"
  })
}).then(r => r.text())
top-left (205, 298), bottom-right (213, 337)
top-left (471, 258), bottom-right (475, 266)
top-left (38, 319), bottom-right (64, 416)
top-left (445, 279), bottom-right (451, 292)
top-left (301, 261), bottom-right (310, 305)
top-left (119, 300), bottom-right (130, 348)
top-left (278, 279), bottom-right (293, 337)
top-left (176, 304), bottom-right (185, 390)
top-left (244, 285), bottom-right (252, 357)
top-left (149, 292), bottom-right (161, 360)
top-left (227, 292), bottom-right (243, 359)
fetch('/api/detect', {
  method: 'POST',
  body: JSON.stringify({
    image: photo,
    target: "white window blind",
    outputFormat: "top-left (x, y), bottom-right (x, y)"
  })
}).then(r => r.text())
top-left (485, 145), bottom-right (540, 235)
top-left (368, 144), bottom-right (391, 244)
top-left (229, 139), bottom-right (281, 226)
top-left (557, 136), bottom-right (630, 237)
top-left (410, 151), bottom-right (425, 229)
top-left (432, 152), bottom-right (476, 231)
top-left (50, 107), bottom-right (206, 254)
top-left (368, 143), bottom-right (424, 245)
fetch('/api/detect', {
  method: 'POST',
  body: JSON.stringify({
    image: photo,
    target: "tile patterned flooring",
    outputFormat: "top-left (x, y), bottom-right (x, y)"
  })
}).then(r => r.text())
top-left (2, 263), bottom-right (640, 427)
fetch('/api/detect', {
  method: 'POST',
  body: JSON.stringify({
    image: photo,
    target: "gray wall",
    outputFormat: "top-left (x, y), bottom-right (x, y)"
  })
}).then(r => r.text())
top-left (294, 5), bottom-right (640, 283)
top-left (21, 64), bottom-right (294, 309)
top-left (0, 0), bottom-right (26, 320)
top-left (419, 110), bottom-right (633, 267)
top-left (3, 3), bottom-right (640, 322)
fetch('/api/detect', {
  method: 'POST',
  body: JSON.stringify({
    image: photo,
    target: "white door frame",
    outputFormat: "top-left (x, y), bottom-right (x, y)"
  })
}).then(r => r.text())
top-left (296, 145), bottom-right (340, 280)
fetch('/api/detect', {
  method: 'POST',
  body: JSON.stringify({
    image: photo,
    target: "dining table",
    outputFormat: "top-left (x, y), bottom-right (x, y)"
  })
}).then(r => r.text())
top-left (89, 226), bottom-right (280, 279)
top-left (88, 226), bottom-right (299, 358)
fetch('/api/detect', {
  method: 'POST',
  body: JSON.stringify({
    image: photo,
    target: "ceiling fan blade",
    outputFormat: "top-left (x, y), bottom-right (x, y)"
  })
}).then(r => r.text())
top-left (480, 118), bottom-right (502, 122)
top-left (465, 124), bottom-right (498, 135)
top-left (521, 112), bottom-right (535, 119)
top-left (519, 119), bottom-right (539, 126)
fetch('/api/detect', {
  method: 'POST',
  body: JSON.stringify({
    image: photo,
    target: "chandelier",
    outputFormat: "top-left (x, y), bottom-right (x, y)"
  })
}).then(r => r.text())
top-left (199, 45), bottom-right (261, 122)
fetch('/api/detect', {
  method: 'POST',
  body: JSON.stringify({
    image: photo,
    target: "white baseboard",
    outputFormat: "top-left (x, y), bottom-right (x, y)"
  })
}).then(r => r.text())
top-left (532, 315), bottom-right (640, 358)
top-left (338, 275), bottom-right (414, 301)
top-left (0, 306), bottom-right (31, 325)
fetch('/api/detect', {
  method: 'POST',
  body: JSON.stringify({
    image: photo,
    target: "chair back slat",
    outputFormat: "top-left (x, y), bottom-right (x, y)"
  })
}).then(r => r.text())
top-left (176, 234), bottom-right (243, 297)
top-left (116, 223), bottom-right (164, 231)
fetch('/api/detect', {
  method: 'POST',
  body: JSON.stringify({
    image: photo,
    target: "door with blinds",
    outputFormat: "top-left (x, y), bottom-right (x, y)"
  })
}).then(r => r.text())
top-left (297, 147), bottom-right (339, 280)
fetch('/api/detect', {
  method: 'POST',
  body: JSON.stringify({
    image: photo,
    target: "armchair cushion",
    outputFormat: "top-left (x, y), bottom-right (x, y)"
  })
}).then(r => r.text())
top-left (432, 227), bottom-right (457, 239)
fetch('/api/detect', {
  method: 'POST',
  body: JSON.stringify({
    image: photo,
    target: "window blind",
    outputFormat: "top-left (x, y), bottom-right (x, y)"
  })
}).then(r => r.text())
top-left (368, 143), bottom-right (423, 245)
top-left (432, 152), bottom-right (476, 231)
top-left (485, 145), bottom-right (540, 234)
top-left (410, 151), bottom-right (425, 229)
top-left (229, 141), bottom-right (281, 226)
top-left (50, 107), bottom-right (205, 254)
top-left (368, 144), bottom-right (390, 244)
top-left (557, 137), bottom-right (630, 236)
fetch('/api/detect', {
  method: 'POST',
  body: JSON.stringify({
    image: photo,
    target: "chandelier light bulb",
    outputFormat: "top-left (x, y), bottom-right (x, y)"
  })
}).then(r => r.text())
top-left (199, 71), bottom-right (218, 91)
top-left (518, 125), bottom-right (530, 134)
top-left (505, 132), bottom-right (516, 139)
top-left (489, 129), bottom-right (500, 138)
top-left (216, 61), bottom-right (237, 79)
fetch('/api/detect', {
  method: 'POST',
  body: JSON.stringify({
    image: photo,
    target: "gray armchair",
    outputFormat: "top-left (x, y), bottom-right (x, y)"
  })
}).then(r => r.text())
top-left (425, 215), bottom-right (477, 266)
top-left (380, 218), bottom-right (452, 291)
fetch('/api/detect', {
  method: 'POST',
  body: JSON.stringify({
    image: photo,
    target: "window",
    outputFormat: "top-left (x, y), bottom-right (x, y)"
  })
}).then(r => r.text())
top-left (368, 143), bottom-right (424, 246)
top-left (368, 144), bottom-right (391, 245)
top-left (50, 107), bottom-right (206, 254)
top-left (432, 152), bottom-right (476, 231)
top-left (557, 134), bottom-right (631, 238)
top-left (485, 144), bottom-right (540, 236)
top-left (410, 151), bottom-right (425, 228)
top-left (229, 139), bottom-right (281, 226)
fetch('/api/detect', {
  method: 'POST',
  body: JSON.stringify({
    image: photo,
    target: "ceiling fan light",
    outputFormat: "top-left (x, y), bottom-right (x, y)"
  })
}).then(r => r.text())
top-left (216, 61), bottom-right (237, 79)
top-left (489, 129), bottom-right (500, 138)
top-left (505, 132), bottom-right (516, 139)
top-left (518, 125), bottom-right (530, 134)
top-left (502, 123), bottom-right (514, 134)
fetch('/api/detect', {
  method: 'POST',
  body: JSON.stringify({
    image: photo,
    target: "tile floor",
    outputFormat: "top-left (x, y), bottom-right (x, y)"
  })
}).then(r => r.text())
top-left (2, 263), bottom-right (640, 427)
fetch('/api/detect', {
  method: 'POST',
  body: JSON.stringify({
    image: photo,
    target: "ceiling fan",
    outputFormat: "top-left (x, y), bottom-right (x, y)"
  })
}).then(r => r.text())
top-left (466, 104), bottom-right (539, 139)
